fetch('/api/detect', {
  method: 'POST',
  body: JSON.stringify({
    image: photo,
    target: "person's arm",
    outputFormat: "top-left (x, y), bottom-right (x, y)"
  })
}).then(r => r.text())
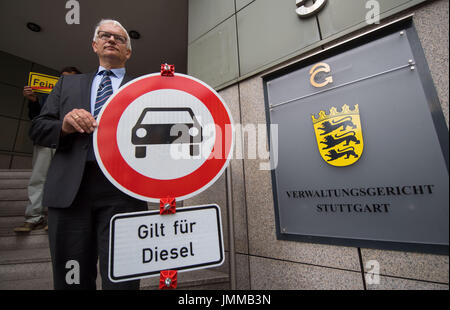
top-left (23, 85), bottom-right (37, 102)
top-left (29, 77), bottom-right (69, 149)
top-left (30, 76), bottom-right (97, 150)
top-left (23, 86), bottom-right (41, 120)
top-left (27, 98), bottom-right (41, 120)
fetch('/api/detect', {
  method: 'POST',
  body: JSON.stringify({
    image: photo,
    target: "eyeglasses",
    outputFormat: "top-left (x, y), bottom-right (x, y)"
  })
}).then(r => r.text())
top-left (97, 31), bottom-right (127, 44)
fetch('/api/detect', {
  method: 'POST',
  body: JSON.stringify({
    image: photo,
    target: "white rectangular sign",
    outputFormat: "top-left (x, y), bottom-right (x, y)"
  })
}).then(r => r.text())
top-left (109, 204), bottom-right (224, 282)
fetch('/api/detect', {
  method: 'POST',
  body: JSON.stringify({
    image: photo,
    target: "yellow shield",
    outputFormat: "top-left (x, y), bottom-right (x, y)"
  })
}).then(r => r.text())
top-left (312, 104), bottom-right (364, 167)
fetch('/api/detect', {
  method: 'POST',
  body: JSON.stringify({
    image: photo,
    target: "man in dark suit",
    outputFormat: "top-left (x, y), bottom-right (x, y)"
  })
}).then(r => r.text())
top-left (30, 19), bottom-right (147, 290)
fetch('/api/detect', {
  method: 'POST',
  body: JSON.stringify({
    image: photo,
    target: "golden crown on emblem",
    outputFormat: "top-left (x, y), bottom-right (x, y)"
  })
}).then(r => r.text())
top-left (311, 104), bottom-right (359, 124)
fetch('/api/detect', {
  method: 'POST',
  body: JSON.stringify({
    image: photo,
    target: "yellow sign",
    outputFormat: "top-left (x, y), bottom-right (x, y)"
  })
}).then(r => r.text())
top-left (28, 72), bottom-right (59, 94)
top-left (312, 104), bottom-right (364, 167)
top-left (309, 62), bottom-right (333, 88)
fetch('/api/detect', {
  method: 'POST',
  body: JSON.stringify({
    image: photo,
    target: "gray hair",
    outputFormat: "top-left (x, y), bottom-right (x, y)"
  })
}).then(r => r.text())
top-left (93, 19), bottom-right (132, 51)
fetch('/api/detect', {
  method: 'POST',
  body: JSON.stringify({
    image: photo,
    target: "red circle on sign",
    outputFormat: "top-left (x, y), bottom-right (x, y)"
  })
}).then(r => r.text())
top-left (94, 73), bottom-right (233, 202)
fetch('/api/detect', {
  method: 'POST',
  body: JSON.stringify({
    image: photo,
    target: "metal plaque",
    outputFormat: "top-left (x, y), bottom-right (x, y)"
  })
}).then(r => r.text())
top-left (263, 20), bottom-right (449, 253)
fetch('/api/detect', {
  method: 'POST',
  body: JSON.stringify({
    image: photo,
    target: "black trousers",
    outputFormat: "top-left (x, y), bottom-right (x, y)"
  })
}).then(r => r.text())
top-left (47, 162), bottom-right (147, 290)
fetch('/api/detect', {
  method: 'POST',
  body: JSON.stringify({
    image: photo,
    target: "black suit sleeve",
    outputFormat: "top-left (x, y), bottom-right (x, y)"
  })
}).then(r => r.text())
top-left (30, 76), bottom-right (74, 150)
top-left (28, 98), bottom-right (41, 120)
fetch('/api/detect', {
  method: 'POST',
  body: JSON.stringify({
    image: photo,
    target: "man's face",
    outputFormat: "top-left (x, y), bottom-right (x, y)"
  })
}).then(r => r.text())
top-left (92, 23), bottom-right (131, 65)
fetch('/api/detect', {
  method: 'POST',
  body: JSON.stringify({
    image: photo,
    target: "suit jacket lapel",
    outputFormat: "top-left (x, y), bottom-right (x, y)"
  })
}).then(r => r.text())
top-left (120, 75), bottom-right (133, 87)
top-left (80, 72), bottom-right (96, 111)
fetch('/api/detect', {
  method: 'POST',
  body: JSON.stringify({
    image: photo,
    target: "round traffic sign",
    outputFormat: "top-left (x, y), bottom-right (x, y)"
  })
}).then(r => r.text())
top-left (93, 73), bottom-right (234, 202)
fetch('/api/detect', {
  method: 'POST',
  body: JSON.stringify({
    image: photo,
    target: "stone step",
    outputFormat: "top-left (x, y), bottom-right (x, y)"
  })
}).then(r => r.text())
top-left (0, 201), bottom-right (28, 217)
top-left (0, 216), bottom-right (47, 237)
top-left (0, 277), bottom-right (230, 290)
top-left (0, 233), bottom-right (49, 251)
top-left (0, 277), bottom-right (54, 290)
top-left (0, 170), bottom-right (32, 179)
top-left (0, 247), bottom-right (51, 265)
top-left (0, 189), bottom-right (28, 201)
top-left (0, 261), bottom-right (52, 282)
top-left (0, 260), bottom-right (229, 290)
top-left (0, 179), bottom-right (29, 189)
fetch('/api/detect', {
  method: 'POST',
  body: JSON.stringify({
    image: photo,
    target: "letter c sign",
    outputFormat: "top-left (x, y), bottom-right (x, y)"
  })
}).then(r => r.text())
top-left (309, 62), bottom-right (333, 88)
top-left (296, 0), bottom-right (327, 18)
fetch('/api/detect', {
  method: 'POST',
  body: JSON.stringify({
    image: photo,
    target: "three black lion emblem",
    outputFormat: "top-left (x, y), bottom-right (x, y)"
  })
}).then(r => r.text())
top-left (317, 116), bottom-right (360, 162)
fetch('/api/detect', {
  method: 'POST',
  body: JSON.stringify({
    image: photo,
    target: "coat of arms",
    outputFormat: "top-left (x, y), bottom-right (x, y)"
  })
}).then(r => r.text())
top-left (312, 104), bottom-right (364, 167)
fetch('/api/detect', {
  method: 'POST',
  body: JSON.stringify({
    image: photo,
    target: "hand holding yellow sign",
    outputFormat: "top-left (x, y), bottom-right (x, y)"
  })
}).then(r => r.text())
top-left (28, 72), bottom-right (59, 94)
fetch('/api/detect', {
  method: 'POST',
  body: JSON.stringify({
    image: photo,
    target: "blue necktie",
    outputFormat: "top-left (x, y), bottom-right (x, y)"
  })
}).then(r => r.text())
top-left (94, 70), bottom-right (113, 118)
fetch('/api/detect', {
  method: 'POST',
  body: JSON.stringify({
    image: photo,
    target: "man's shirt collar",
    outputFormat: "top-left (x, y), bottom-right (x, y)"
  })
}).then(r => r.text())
top-left (96, 66), bottom-right (126, 78)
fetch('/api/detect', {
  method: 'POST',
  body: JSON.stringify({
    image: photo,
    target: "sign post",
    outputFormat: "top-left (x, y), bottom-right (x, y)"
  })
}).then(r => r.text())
top-left (159, 196), bottom-right (177, 289)
top-left (94, 64), bottom-right (234, 286)
top-left (158, 64), bottom-right (178, 289)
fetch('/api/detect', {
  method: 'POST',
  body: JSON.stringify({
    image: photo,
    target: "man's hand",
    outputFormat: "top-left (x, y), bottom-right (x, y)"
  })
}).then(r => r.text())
top-left (23, 86), bottom-right (38, 102)
top-left (62, 109), bottom-right (97, 135)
